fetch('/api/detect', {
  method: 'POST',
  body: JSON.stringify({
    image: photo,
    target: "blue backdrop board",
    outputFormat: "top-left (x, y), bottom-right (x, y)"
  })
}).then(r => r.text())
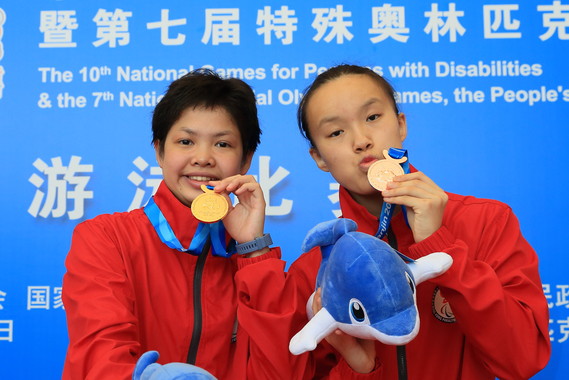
top-left (0, 1), bottom-right (567, 378)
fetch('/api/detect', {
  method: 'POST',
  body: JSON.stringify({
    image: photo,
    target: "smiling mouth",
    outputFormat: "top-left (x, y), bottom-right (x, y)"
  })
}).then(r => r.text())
top-left (187, 175), bottom-right (219, 181)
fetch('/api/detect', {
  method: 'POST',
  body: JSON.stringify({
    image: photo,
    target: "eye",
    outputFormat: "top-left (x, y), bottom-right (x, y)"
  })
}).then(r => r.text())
top-left (179, 139), bottom-right (193, 146)
top-left (367, 113), bottom-right (381, 122)
top-left (328, 130), bottom-right (343, 138)
top-left (349, 298), bottom-right (370, 324)
top-left (216, 141), bottom-right (231, 148)
top-left (405, 272), bottom-right (416, 295)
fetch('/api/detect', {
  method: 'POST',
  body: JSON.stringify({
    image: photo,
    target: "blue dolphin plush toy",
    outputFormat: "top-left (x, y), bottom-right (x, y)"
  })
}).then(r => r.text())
top-left (289, 218), bottom-right (453, 355)
top-left (133, 351), bottom-right (217, 380)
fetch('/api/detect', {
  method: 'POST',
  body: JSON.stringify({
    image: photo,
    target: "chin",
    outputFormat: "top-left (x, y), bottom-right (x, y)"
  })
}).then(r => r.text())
top-left (180, 196), bottom-right (195, 207)
top-left (173, 189), bottom-right (199, 207)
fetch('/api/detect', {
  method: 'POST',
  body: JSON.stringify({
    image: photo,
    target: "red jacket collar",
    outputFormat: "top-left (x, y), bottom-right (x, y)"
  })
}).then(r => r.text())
top-left (338, 186), bottom-right (380, 236)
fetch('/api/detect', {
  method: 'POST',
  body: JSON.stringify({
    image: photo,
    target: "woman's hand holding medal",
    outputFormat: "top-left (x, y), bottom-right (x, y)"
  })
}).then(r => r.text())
top-left (205, 175), bottom-right (267, 248)
top-left (368, 149), bottom-right (448, 243)
top-left (191, 185), bottom-right (230, 223)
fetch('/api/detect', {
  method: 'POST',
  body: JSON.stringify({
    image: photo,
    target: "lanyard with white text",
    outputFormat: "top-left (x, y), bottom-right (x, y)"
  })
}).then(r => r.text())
top-left (375, 148), bottom-right (410, 239)
top-left (144, 197), bottom-right (235, 257)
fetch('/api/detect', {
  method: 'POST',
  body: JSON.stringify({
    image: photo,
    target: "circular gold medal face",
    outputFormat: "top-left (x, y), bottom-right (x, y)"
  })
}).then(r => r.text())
top-left (367, 160), bottom-right (405, 191)
top-left (191, 186), bottom-right (229, 223)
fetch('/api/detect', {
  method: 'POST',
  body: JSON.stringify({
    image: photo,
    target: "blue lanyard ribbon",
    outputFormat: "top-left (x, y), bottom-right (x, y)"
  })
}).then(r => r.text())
top-left (375, 148), bottom-right (410, 239)
top-left (144, 197), bottom-right (235, 258)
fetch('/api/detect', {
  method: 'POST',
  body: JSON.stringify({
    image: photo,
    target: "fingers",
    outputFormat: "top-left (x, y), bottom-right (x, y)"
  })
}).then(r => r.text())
top-left (210, 175), bottom-right (265, 206)
top-left (381, 171), bottom-right (448, 243)
top-left (312, 288), bottom-right (323, 316)
top-left (327, 333), bottom-right (376, 373)
top-left (383, 172), bottom-right (447, 205)
top-left (210, 174), bottom-right (259, 195)
top-left (312, 288), bottom-right (377, 374)
top-left (383, 171), bottom-right (443, 198)
top-left (360, 338), bottom-right (376, 354)
top-left (213, 175), bottom-right (266, 244)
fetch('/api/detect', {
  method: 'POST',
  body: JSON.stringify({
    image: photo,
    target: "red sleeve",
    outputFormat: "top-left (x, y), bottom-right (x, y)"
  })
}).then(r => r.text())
top-left (234, 248), bottom-right (314, 379)
top-left (62, 220), bottom-right (138, 380)
top-left (408, 207), bottom-right (551, 379)
top-left (327, 357), bottom-right (383, 379)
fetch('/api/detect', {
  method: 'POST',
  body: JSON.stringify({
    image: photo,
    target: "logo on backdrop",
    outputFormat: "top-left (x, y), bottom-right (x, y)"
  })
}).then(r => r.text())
top-left (432, 286), bottom-right (456, 323)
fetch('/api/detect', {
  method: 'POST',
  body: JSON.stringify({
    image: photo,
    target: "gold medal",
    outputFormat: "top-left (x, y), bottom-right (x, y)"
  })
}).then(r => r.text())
top-left (191, 185), bottom-right (229, 223)
top-left (367, 149), bottom-right (408, 191)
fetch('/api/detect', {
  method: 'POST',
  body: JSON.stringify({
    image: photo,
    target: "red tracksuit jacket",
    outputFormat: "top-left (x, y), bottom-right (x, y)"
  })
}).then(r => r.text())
top-left (288, 185), bottom-right (551, 379)
top-left (62, 181), bottom-right (306, 380)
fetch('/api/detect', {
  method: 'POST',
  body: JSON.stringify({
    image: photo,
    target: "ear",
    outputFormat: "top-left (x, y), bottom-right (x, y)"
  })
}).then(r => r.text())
top-left (309, 147), bottom-right (329, 172)
top-left (154, 141), bottom-right (164, 168)
top-left (239, 151), bottom-right (254, 174)
top-left (397, 113), bottom-right (407, 143)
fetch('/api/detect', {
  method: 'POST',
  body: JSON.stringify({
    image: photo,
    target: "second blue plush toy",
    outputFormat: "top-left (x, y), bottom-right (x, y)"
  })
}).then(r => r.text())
top-left (132, 351), bottom-right (217, 380)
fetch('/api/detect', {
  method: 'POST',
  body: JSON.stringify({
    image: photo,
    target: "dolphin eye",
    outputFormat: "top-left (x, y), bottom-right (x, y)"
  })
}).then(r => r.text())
top-left (405, 272), bottom-right (416, 295)
top-left (349, 298), bottom-right (370, 324)
top-left (351, 302), bottom-right (365, 321)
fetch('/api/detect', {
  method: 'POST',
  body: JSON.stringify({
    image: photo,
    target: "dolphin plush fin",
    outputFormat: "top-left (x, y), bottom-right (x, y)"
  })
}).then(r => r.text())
top-left (302, 219), bottom-right (359, 289)
top-left (408, 252), bottom-right (453, 284)
top-left (289, 307), bottom-right (338, 355)
top-left (301, 219), bottom-right (358, 253)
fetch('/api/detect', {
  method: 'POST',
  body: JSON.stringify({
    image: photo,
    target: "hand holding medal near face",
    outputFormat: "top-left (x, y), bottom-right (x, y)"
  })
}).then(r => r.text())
top-left (190, 183), bottom-right (273, 256)
top-left (191, 185), bottom-right (230, 223)
top-left (367, 149), bottom-right (408, 192)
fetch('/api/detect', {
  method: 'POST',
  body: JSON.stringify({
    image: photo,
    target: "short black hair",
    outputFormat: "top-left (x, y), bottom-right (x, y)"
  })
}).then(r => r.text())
top-left (297, 64), bottom-right (399, 147)
top-left (152, 68), bottom-right (261, 158)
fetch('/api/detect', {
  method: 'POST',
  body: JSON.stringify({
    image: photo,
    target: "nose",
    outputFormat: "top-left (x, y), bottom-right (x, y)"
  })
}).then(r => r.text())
top-left (191, 145), bottom-right (215, 167)
top-left (353, 126), bottom-right (373, 152)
